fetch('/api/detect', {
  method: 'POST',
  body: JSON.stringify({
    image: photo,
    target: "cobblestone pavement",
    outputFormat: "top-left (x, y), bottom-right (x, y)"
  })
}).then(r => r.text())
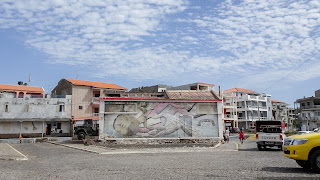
top-left (0, 143), bottom-right (28, 160)
top-left (0, 140), bottom-right (320, 180)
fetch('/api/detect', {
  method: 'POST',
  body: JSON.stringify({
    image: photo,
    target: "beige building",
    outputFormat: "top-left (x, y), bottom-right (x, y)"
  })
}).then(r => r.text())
top-left (271, 100), bottom-right (289, 131)
top-left (51, 79), bottom-right (127, 129)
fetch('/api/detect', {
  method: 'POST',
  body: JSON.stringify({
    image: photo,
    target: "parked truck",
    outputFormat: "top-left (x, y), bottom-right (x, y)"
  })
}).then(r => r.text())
top-left (255, 121), bottom-right (285, 150)
top-left (74, 119), bottom-right (99, 140)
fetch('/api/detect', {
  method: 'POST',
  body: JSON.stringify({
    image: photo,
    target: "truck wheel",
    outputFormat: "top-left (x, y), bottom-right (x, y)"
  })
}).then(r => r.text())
top-left (310, 150), bottom-right (320, 173)
top-left (296, 160), bottom-right (311, 171)
top-left (257, 144), bottom-right (263, 151)
top-left (77, 132), bottom-right (86, 140)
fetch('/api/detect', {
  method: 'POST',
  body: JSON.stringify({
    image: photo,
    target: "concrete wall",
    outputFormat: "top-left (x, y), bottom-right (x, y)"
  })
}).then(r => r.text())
top-left (315, 89), bottom-right (320, 97)
top-left (0, 93), bottom-right (72, 137)
top-left (0, 121), bottom-right (70, 138)
top-left (100, 101), bottom-right (222, 139)
top-left (0, 94), bottom-right (71, 119)
top-left (51, 79), bottom-right (72, 95)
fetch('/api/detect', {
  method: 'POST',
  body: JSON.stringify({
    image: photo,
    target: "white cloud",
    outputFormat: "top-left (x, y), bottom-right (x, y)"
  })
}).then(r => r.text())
top-left (0, 0), bottom-right (320, 88)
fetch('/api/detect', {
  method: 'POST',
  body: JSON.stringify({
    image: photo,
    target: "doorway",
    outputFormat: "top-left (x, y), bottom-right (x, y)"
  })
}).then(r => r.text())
top-left (46, 124), bottom-right (51, 135)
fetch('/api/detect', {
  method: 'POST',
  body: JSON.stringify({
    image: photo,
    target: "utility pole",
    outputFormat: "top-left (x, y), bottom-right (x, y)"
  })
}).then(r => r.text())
top-left (258, 102), bottom-right (260, 121)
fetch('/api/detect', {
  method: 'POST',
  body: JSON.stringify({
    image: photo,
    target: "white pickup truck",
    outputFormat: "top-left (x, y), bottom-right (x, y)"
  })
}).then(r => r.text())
top-left (255, 121), bottom-right (285, 151)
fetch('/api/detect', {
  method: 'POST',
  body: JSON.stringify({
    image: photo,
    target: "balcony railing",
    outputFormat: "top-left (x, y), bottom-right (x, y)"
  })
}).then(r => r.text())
top-left (299, 117), bottom-right (320, 121)
top-left (223, 114), bottom-right (237, 119)
top-left (50, 95), bottom-right (66, 98)
top-left (249, 95), bottom-right (257, 99)
top-left (300, 105), bottom-right (320, 109)
top-left (30, 95), bottom-right (44, 98)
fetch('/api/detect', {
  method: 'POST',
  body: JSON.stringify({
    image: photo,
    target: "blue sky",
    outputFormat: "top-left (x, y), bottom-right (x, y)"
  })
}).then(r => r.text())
top-left (1, 0), bottom-right (320, 106)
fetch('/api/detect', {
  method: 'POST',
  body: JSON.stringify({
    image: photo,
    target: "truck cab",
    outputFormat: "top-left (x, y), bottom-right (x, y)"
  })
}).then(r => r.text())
top-left (283, 132), bottom-right (320, 173)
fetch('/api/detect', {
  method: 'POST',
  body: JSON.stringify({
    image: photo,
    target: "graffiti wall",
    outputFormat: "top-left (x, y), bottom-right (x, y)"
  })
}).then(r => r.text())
top-left (103, 101), bottom-right (220, 138)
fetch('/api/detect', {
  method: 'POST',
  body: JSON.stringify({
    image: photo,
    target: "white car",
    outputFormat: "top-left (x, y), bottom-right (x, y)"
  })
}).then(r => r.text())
top-left (297, 131), bottom-right (314, 135)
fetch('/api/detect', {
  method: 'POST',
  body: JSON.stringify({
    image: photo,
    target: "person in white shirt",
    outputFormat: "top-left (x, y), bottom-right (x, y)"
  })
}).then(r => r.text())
top-left (225, 128), bottom-right (230, 143)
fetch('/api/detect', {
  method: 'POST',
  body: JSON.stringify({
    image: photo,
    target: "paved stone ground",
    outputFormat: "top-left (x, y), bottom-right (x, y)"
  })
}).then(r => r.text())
top-left (0, 143), bottom-right (28, 161)
top-left (1, 138), bottom-right (320, 180)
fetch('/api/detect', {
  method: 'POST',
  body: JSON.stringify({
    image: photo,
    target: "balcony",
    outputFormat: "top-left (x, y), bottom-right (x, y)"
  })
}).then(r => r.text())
top-left (223, 114), bottom-right (237, 119)
top-left (300, 105), bottom-right (320, 110)
top-left (299, 117), bottom-right (320, 121)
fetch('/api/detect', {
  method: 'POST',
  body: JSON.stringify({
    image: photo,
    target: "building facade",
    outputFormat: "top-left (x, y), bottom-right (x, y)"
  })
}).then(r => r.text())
top-left (51, 79), bottom-right (127, 129)
top-left (0, 84), bottom-right (71, 138)
top-left (296, 89), bottom-right (320, 131)
top-left (224, 88), bottom-right (272, 129)
top-left (271, 100), bottom-right (289, 130)
top-left (99, 90), bottom-right (223, 139)
top-left (222, 93), bottom-right (238, 131)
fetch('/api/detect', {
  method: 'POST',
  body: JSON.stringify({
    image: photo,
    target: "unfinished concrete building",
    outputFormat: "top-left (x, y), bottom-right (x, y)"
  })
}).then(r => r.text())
top-left (0, 84), bottom-right (71, 138)
top-left (296, 89), bottom-right (320, 131)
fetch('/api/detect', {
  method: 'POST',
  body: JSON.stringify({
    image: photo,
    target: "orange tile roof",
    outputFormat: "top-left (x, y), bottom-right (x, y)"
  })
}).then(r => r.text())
top-left (0, 84), bottom-right (44, 93)
top-left (224, 88), bottom-right (257, 94)
top-left (65, 79), bottom-right (127, 90)
top-left (197, 82), bottom-right (215, 86)
top-left (272, 100), bottom-right (284, 103)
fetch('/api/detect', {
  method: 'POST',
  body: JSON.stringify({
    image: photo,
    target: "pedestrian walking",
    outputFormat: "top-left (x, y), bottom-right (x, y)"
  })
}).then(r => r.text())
top-left (225, 128), bottom-right (230, 143)
top-left (239, 128), bottom-right (244, 144)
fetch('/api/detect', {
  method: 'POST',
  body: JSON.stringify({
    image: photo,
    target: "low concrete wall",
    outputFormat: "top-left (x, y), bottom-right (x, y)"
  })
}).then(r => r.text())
top-left (99, 137), bottom-right (222, 148)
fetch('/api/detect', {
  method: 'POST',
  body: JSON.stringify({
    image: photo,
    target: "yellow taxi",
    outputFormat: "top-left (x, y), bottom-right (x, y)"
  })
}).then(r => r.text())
top-left (283, 132), bottom-right (320, 173)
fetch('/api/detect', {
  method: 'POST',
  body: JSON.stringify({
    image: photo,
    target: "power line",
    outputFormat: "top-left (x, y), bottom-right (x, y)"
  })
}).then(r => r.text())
top-left (262, 49), bottom-right (320, 92)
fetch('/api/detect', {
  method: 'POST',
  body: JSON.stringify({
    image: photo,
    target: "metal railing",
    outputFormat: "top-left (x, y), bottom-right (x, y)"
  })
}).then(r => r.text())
top-left (298, 117), bottom-right (320, 121)
top-left (50, 95), bottom-right (66, 98)
top-left (300, 105), bottom-right (320, 109)
top-left (30, 95), bottom-right (44, 98)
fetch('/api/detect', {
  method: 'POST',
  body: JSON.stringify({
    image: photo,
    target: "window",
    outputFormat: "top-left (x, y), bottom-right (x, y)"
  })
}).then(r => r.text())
top-left (5, 105), bottom-right (8, 112)
top-left (59, 105), bottom-right (65, 112)
top-left (57, 123), bottom-right (61, 129)
top-left (307, 102), bottom-right (310, 106)
top-left (79, 106), bottom-right (83, 110)
top-left (301, 103), bottom-right (305, 106)
top-left (94, 108), bottom-right (99, 113)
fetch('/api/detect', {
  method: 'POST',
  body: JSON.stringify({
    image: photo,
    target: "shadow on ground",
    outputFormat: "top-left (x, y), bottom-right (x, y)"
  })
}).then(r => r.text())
top-left (261, 167), bottom-right (315, 174)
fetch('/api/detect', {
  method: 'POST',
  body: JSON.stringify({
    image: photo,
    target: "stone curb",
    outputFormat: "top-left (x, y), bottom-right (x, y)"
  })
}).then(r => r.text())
top-left (48, 142), bottom-right (101, 154)
top-left (48, 141), bottom-right (226, 155)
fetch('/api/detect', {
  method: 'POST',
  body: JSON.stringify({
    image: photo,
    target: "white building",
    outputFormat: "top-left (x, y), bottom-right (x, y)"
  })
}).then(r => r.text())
top-left (0, 84), bottom-right (72, 138)
top-left (296, 89), bottom-right (320, 131)
top-left (222, 93), bottom-right (238, 131)
top-left (224, 88), bottom-right (272, 129)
